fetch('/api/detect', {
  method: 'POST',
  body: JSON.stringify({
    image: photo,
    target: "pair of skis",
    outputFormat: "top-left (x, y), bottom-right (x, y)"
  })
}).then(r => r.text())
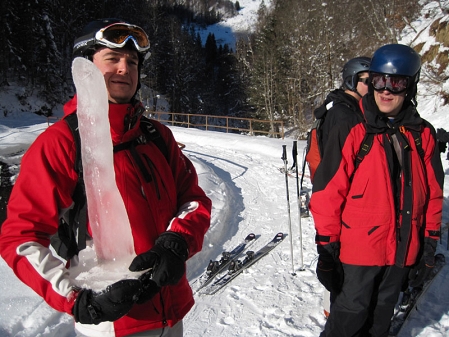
top-left (194, 232), bottom-right (285, 295)
top-left (388, 253), bottom-right (446, 336)
top-left (191, 233), bottom-right (258, 293)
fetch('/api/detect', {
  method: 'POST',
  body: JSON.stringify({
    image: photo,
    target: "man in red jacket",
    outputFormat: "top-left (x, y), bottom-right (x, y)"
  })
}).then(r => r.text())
top-left (0, 18), bottom-right (211, 337)
top-left (310, 44), bottom-right (444, 337)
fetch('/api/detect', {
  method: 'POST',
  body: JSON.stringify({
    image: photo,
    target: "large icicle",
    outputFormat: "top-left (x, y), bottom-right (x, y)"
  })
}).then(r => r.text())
top-left (71, 57), bottom-right (134, 263)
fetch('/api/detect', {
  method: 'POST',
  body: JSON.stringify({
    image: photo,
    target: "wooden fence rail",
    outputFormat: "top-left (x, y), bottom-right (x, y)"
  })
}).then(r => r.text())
top-left (48, 111), bottom-right (284, 139)
top-left (147, 111), bottom-right (284, 139)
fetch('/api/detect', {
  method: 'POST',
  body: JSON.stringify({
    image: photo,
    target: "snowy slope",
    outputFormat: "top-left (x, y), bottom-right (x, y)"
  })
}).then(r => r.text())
top-left (196, 0), bottom-right (271, 50)
top-left (0, 116), bottom-right (448, 337)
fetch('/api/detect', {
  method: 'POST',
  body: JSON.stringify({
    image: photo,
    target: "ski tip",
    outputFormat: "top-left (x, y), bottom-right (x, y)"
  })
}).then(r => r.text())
top-left (435, 253), bottom-right (446, 263)
top-left (245, 233), bottom-right (257, 241)
top-left (276, 232), bottom-right (285, 238)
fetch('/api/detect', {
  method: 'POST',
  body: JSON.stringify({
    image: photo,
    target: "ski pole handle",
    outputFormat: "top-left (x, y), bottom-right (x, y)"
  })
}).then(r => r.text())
top-left (292, 141), bottom-right (298, 157)
top-left (282, 145), bottom-right (287, 163)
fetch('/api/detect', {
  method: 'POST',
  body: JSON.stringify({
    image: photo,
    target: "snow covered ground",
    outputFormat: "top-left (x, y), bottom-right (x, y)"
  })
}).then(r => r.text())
top-left (1, 1), bottom-right (449, 336)
top-left (1, 105), bottom-right (449, 337)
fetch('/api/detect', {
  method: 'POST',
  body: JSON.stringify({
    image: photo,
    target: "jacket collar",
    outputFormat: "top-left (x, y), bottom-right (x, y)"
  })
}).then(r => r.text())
top-left (63, 95), bottom-right (145, 144)
top-left (327, 89), bottom-right (360, 110)
top-left (314, 89), bottom-right (360, 119)
top-left (360, 93), bottom-right (423, 134)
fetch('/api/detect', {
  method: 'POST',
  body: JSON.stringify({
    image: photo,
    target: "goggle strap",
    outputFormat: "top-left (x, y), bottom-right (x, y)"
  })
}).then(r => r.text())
top-left (73, 36), bottom-right (97, 52)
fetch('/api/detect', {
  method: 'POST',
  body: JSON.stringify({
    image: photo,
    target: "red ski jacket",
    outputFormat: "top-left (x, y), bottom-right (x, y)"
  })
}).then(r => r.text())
top-left (0, 96), bottom-right (211, 336)
top-left (310, 94), bottom-right (443, 267)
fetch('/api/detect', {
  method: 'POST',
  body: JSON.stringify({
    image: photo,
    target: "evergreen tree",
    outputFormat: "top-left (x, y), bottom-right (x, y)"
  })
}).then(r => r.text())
top-left (235, 1), bottom-right (241, 11)
top-left (0, 0), bottom-right (423, 127)
top-left (205, 33), bottom-right (218, 65)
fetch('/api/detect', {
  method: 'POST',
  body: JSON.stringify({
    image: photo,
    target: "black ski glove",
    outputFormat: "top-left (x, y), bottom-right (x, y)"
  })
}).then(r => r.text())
top-left (437, 128), bottom-right (449, 143)
top-left (316, 242), bottom-right (344, 295)
top-left (129, 232), bottom-right (188, 287)
top-left (438, 141), bottom-right (447, 154)
top-left (408, 237), bottom-right (437, 288)
top-left (135, 271), bottom-right (161, 304)
top-left (72, 279), bottom-right (141, 325)
top-left (437, 128), bottom-right (449, 153)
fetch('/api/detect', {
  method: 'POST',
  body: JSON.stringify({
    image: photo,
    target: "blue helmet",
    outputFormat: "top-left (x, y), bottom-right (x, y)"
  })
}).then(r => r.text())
top-left (369, 44), bottom-right (421, 102)
top-left (369, 44), bottom-right (421, 79)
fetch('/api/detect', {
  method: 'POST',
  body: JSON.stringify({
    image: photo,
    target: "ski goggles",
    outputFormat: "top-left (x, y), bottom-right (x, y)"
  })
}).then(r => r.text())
top-left (371, 73), bottom-right (409, 94)
top-left (95, 23), bottom-right (150, 52)
top-left (358, 77), bottom-right (370, 85)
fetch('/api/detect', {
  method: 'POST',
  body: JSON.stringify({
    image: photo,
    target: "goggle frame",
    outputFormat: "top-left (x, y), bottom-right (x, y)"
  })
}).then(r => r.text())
top-left (94, 23), bottom-right (150, 53)
top-left (371, 73), bottom-right (409, 94)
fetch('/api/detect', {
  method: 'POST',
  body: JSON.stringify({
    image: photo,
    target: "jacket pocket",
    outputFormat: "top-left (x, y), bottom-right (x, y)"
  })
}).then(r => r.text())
top-left (340, 205), bottom-right (392, 265)
top-left (127, 292), bottom-right (164, 322)
top-left (406, 214), bottom-right (424, 264)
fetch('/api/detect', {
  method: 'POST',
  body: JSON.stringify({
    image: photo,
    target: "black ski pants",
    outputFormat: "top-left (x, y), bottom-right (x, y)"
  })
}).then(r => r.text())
top-left (320, 263), bottom-right (409, 337)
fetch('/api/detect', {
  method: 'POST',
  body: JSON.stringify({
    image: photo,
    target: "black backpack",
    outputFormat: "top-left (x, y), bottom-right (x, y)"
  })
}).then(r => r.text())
top-left (50, 113), bottom-right (169, 261)
top-left (304, 98), bottom-right (357, 184)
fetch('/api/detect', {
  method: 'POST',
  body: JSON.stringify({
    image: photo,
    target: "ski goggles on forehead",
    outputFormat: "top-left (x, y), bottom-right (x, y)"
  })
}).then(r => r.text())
top-left (95, 23), bottom-right (150, 52)
top-left (371, 73), bottom-right (409, 94)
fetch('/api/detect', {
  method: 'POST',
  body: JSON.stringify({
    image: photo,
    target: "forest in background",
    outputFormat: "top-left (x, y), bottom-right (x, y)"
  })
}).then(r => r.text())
top-left (1, 0), bottom-right (442, 136)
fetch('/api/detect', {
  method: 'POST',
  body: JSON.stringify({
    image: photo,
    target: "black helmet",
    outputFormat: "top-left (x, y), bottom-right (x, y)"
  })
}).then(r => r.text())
top-left (73, 18), bottom-right (150, 60)
top-left (369, 44), bottom-right (421, 102)
top-left (73, 18), bottom-right (150, 100)
top-left (342, 57), bottom-right (371, 92)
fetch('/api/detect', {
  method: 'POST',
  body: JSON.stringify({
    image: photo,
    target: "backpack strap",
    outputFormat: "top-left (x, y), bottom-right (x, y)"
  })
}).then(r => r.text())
top-left (350, 132), bottom-right (375, 182)
top-left (350, 126), bottom-right (424, 183)
top-left (65, 114), bottom-right (88, 254)
top-left (112, 116), bottom-right (169, 160)
top-left (408, 128), bottom-right (424, 161)
top-left (354, 133), bottom-right (374, 170)
top-left (114, 116), bottom-right (170, 184)
top-left (50, 114), bottom-right (87, 260)
top-left (139, 116), bottom-right (169, 161)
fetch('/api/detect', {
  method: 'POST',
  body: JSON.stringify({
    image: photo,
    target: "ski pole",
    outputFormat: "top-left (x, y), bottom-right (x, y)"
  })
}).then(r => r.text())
top-left (292, 141), bottom-right (305, 271)
top-left (282, 145), bottom-right (296, 276)
top-left (300, 146), bottom-right (308, 190)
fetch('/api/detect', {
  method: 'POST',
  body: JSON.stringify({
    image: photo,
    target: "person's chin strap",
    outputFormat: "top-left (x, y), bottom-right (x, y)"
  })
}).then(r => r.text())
top-left (354, 89), bottom-right (363, 99)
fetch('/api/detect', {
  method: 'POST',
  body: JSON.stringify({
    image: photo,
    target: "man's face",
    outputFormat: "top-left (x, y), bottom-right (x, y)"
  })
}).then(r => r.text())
top-left (92, 47), bottom-right (139, 104)
top-left (374, 89), bottom-right (406, 116)
top-left (356, 72), bottom-right (369, 98)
